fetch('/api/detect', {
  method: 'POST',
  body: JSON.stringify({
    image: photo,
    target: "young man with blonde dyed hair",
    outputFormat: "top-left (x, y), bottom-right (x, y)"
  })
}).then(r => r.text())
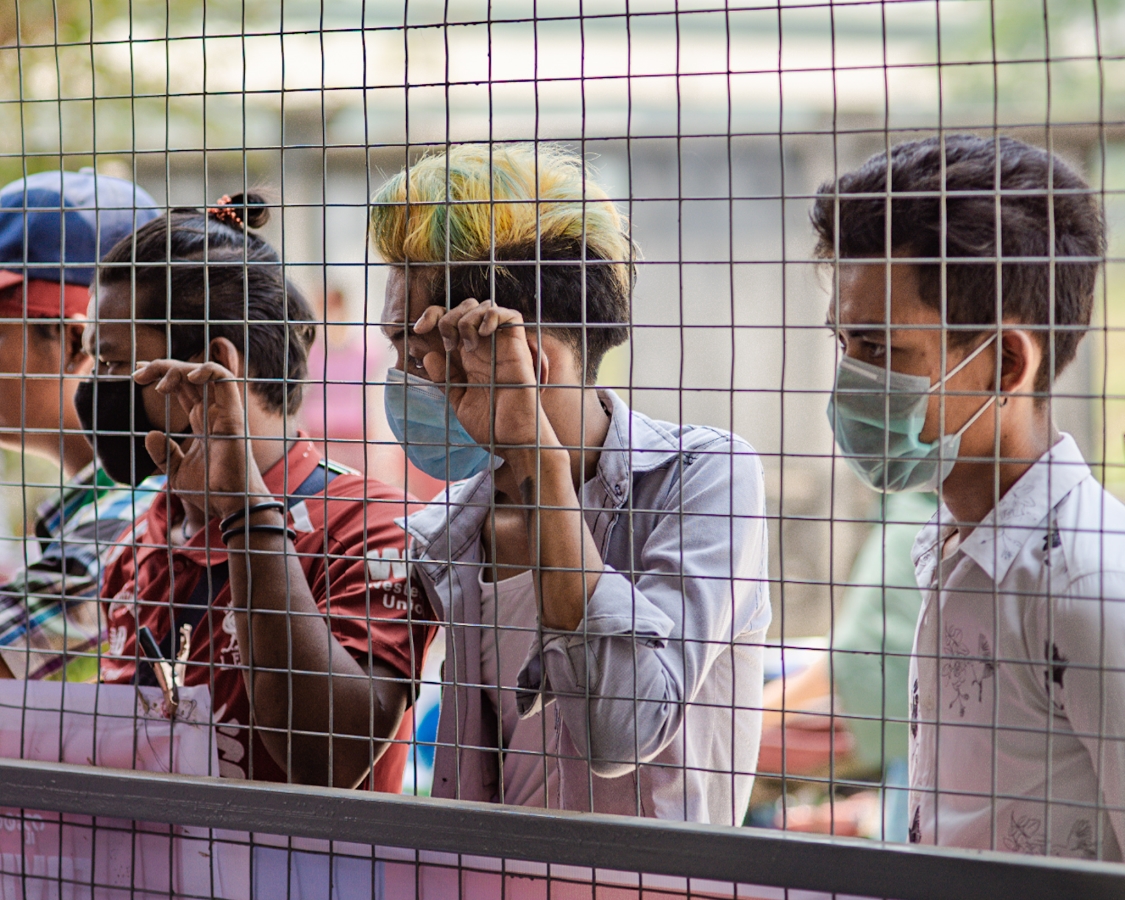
top-left (371, 143), bottom-right (771, 824)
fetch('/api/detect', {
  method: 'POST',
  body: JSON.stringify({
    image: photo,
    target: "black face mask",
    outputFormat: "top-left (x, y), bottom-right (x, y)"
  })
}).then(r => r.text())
top-left (73, 377), bottom-right (161, 487)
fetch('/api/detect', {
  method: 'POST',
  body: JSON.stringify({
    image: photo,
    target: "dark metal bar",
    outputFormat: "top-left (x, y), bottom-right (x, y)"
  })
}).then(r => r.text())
top-left (0, 757), bottom-right (1121, 900)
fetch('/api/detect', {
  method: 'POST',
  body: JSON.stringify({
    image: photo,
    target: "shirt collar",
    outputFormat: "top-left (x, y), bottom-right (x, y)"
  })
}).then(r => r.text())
top-left (72, 462), bottom-right (99, 485)
top-left (594, 388), bottom-right (684, 495)
top-left (402, 390), bottom-right (684, 560)
top-left (400, 474), bottom-right (492, 580)
top-left (912, 433), bottom-right (1091, 583)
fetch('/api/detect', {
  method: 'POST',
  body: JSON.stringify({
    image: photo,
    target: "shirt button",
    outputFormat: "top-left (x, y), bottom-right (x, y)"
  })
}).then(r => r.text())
top-left (173, 560), bottom-right (185, 574)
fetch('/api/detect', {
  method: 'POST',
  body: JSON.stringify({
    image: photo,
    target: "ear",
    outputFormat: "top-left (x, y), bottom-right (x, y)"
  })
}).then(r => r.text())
top-left (524, 334), bottom-right (550, 387)
top-left (997, 328), bottom-right (1040, 395)
top-left (62, 322), bottom-right (91, 374)
top-left (208, 336), bottom-right (244, 378)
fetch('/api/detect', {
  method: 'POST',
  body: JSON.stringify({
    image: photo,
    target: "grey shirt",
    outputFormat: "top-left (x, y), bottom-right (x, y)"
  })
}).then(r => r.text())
top-left (402, 390), bottom-right (771, 824)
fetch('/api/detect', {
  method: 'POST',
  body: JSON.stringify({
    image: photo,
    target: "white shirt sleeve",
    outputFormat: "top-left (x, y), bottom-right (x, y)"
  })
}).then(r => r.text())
top-left (1048, 570), bottom-right (1125, 855)
top-left (515, 439), bottom-right (770, 778)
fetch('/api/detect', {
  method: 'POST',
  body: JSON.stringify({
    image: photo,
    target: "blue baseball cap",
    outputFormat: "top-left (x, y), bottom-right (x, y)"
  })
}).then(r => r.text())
top-left (0, 169), bottom-right (159, 295)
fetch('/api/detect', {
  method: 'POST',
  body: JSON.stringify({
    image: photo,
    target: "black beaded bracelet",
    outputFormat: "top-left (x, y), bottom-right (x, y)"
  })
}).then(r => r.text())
top-left (221, 523), bottom-right (297, 545)
top-left (219, 501), bottom-right (285, 533)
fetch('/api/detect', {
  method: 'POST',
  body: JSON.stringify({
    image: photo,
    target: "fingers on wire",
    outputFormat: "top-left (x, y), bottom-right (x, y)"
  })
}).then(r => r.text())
top-left (137, 359), bottom-right (241, 409)
top-left (144, 430), bottom-right (184, 477)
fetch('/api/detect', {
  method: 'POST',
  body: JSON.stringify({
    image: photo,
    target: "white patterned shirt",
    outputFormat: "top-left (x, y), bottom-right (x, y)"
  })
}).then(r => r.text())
top-left (0, 465), bottom-right (164, 680)
top-left (909, 434), bottom-right (1125, 861)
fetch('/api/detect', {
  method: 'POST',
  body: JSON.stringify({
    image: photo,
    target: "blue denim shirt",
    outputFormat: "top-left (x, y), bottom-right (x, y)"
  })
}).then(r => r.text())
top-left (401, 390), bottom-right (770, 823)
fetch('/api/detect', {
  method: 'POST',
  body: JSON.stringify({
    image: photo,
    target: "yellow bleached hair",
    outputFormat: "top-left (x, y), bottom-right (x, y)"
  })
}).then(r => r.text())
top-left (369, 143), bottom-right (636, 295)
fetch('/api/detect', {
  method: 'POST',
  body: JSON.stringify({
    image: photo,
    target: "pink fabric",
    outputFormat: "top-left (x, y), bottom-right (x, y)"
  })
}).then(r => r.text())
top-left (300, 326), bottom-right (389, 442)
top-left (0, 681), bottom-right (249, 898)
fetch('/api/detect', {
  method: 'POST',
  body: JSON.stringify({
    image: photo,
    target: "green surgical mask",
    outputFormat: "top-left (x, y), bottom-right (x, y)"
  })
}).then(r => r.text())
top-left (826, 336), bottom-right (997, 493)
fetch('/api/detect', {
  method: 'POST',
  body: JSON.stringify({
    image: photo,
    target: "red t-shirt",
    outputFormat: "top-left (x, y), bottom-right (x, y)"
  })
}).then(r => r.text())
top-left (99, 438), bottom-right (436, 790)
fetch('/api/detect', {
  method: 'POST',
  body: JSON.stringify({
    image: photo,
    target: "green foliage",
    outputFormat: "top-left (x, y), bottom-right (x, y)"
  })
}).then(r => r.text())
top-left (0, 0), bottom-right (297, 167)
top-left (954, 0), bottom-right (1125, 120)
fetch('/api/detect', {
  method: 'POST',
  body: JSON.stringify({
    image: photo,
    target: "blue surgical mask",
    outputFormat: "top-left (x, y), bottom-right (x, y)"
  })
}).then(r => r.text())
top-left (827, 336), bottom-right (997, 493)
top-left (383, 368), bottom-right (501, 482)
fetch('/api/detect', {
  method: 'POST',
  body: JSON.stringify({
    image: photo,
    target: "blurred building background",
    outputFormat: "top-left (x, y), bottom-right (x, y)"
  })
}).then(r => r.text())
top-left (1, 0), bottom-right (1123, 639)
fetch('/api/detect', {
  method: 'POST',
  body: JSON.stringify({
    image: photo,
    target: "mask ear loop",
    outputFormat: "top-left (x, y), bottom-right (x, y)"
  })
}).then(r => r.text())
top-left (929, 333), bottom-right (1004, 439)
top-left (949, 387), bottom-right (999, 440)
top-left (926, 332), bottom-right (999, 395)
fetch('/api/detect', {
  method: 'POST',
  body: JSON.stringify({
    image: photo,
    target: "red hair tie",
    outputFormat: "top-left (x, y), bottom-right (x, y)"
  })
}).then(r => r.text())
top-left (206, 195), bottom-right (244, 230)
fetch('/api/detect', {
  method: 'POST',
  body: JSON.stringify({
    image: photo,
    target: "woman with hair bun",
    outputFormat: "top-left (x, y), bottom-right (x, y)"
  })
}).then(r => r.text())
top-left (79, 193), bottom-right (436, 789)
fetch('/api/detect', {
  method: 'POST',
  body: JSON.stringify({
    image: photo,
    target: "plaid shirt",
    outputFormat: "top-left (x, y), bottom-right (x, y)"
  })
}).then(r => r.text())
top-left (0, 464), bottom-right (163, 681)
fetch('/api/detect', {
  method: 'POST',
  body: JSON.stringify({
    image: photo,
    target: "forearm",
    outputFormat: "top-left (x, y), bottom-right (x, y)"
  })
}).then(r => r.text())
top-left (508, 444), bottom-right (603, 632)
top-left (226, 525), bottom-right (403, 787)
top-left (761, 658), bottom-right (833, 731)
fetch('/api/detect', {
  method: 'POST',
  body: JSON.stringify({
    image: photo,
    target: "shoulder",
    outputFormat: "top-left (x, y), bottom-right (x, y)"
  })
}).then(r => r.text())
top-left (599, 391), bottom-right (763, 482)
top-left (87, 481), bottom-right (164, 529)
top-left (620, 414), bottom-right (765, 516)
top-left (99, 500), bottom-right (164, 581)
top-left (1057, 477), bottom-right (1125, 592)
top-left (291, 474), bottom-right (416, 546)
top-left (653, 416), bottom-right (762, 477)
top-left (628, 408), bottom-right (762, 471)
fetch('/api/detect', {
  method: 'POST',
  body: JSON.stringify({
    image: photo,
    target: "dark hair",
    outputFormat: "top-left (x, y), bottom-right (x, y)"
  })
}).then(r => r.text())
top-left (810, 134), bottom-right (1106, 393)
top-left (423, 235), bottom-right (631, 383)
top-left (98, 192), bottom-right (315, 415)
top-left (371, 143), bottom-right (636, 383)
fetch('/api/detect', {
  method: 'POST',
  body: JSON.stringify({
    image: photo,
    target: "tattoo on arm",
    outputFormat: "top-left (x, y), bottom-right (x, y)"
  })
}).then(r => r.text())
top-left (519, 476), bottom-right (536, 508)
top-left (518, 475), bottom-right (548, 602)
top-left (519, 475), bottom-right (539, 553)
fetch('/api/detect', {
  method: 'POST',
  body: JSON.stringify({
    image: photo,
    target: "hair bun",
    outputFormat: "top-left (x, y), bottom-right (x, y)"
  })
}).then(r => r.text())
top-left (226, 192), bottom-right (270, 230)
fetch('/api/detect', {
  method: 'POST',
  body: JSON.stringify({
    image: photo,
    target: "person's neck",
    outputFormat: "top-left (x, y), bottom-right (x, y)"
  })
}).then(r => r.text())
top-left (941, 409), bottom-right (1058, 535)
top-left (177, 422), bottom-right (297, 536)
top-left (493, 387), bottom-right (611, 503)
top-left (59, 431), bottom-right (95, 479)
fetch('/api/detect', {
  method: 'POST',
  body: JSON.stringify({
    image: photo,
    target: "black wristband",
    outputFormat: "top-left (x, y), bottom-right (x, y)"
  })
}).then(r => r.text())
top-left (219, 501), bottom-right (285, 533)
top-left (221, 523), bottom-right (297, 545)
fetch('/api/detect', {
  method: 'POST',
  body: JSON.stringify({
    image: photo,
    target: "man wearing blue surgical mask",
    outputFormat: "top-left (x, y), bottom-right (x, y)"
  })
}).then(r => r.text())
top-left (818, 134), bottom-right (1125, 861)
top-left (371, 144), bottom-right (771, 825)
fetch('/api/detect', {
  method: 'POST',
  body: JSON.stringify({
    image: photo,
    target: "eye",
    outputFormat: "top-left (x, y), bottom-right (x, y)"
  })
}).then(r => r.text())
top-left (407, 355), bottom-right (426, 371)
top-left (864, 340), bottom-right (887, 360)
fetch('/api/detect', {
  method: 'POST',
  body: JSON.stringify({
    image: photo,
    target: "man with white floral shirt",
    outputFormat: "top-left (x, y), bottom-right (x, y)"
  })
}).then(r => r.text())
top-left (817, 134), bottom-right (1123, 860)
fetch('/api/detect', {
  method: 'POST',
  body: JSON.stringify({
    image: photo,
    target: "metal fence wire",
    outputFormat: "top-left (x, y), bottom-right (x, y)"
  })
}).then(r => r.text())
top-left (0, 0), bottom-right (1124, 898)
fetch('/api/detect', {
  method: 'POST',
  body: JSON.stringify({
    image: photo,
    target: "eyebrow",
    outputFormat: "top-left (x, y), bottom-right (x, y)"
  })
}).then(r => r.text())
top-left (827, 321), bottom-right (891, 341)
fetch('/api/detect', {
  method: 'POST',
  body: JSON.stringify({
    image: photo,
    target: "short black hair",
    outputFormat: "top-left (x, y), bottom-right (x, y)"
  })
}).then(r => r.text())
top-left (98, 192), bottom-right (315, 415)
top-left (423, 236), bottom-right (631, 383)
top-left (370, 143), bottom-right (637, 383)
top-left (811, 134), bottom-right (1106, 393)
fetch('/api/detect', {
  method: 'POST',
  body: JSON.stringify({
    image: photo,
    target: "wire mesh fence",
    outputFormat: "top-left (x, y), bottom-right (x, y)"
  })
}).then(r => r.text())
top-left (0, 0), bottom-right (1124, 897)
